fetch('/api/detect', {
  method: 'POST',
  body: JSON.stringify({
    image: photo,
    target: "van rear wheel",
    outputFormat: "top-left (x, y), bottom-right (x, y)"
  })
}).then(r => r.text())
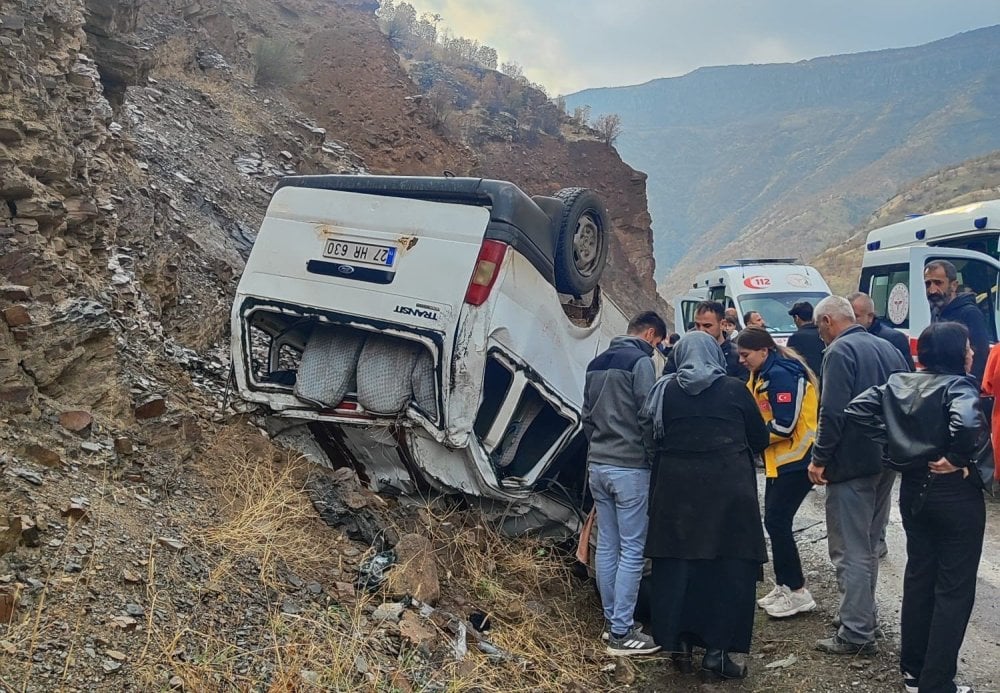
top-left (552, 188), bottom-right (609, 295)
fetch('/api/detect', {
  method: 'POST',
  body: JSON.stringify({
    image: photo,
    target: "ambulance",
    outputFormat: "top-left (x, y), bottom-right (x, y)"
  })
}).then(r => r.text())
top-left (858, 199), bottom-right (1000, 349)
top-left (672, 259), bottom-right (832, 344)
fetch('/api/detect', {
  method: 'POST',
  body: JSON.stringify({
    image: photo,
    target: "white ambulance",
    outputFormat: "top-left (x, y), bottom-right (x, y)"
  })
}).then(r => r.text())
top-left (229, 175), bottom-right (630, 537)
top-left (858, 199), bottom-right (1000, 349)
top-left (672, 260), bottom-right (832, 344)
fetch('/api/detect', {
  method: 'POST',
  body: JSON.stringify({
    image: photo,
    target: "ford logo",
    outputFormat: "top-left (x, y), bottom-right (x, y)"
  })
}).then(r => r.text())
top-left (337, 265), bottom-right (355, 275)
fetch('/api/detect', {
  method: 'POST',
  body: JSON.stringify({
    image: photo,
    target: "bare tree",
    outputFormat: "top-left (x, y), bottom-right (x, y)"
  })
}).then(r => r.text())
top-left (594, 113), bottom-right (623, 146)
top-left (500, 61), bottom-right (523, 80)
top-left (426, 83), bottom-right (456, 130)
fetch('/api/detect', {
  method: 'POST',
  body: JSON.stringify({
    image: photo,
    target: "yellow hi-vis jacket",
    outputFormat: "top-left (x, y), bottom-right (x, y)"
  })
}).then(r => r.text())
top-left (747, 353), bottom-right (819, 478)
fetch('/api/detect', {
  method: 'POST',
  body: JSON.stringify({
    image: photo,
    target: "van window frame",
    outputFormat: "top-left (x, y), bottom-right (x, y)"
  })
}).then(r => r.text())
top-left (474, 348), bottom-right (579, 488)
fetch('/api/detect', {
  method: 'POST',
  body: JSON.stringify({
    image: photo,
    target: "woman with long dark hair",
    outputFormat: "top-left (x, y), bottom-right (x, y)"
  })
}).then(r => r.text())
top-left (846, 322), bottom-right (991, 693)
top-left (734, 327), bottom-right (820, 619)
top-left (643, 331), bottom-right (769, 680)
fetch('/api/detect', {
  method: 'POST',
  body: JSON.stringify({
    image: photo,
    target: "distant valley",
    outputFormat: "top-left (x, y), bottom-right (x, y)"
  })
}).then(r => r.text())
top-left (565, 25), bottom-right (1000, 298)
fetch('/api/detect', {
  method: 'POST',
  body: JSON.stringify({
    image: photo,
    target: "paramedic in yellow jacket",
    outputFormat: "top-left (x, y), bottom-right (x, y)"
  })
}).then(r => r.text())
top-left (735, 326), bottom-right (820, 620)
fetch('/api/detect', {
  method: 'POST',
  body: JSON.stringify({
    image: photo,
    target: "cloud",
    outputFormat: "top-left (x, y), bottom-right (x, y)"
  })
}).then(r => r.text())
top-left (403, 0), bottom-right (1000, 94)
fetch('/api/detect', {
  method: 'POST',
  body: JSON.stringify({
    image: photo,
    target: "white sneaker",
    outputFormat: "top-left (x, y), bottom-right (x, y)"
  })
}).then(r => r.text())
top-left (757, 584), bottom-right (785, 608)
top-left (764, 586), bottom-right (817, 618)
top-left (902, 671), bottom-right (918, 693)
top-left (956, 686), bottom-right (974, 693)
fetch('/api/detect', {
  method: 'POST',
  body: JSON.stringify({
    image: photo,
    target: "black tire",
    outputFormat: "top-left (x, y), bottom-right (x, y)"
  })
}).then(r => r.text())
top-left (552, 188), bottom-right (610, 295)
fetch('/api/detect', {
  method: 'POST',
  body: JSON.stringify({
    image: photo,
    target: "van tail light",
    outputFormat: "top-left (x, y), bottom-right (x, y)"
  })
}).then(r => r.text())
top-left (910, 337), bottom-right (922, 369)
top-left (464, 240), bottom-right (508, 306)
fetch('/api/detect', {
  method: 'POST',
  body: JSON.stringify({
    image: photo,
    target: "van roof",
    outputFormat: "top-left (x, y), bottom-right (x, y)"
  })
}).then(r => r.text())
top-left (864, 199), bottom-right (1000, 250)
top-left (691, 263), bottom-right (830, 292)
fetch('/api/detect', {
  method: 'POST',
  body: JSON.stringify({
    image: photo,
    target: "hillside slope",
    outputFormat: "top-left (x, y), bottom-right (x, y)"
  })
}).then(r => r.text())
top-left (0, 0), bottom-right (665, 688)
top-left (565, 26), bottom-right (1000, 297)
top-left (811, 150), bottom-right (1000, 295)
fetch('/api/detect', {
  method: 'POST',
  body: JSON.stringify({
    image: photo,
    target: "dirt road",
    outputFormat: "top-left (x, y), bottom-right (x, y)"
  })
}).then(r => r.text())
top-left (802, 477), bottom-right (1000, 687)
top-left (631, 474), bottom-right (1000, 692)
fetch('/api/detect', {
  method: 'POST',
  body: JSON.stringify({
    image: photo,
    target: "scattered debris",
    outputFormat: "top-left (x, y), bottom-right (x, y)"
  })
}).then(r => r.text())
top-left (157, 536), bottom-right (187, 551)
top-left (765, 653), bottom-right (799, 669)
top-left (356, 550), bottom-right (396, 592)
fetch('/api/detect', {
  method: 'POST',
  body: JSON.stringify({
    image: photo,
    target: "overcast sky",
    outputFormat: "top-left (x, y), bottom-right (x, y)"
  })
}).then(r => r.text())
top-left (404, 0), bottom-right (1000, 95)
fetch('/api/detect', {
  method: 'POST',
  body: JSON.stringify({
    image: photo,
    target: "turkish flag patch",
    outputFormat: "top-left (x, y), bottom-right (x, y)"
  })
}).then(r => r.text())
top-left (776, 392), bottom-right (793, 403)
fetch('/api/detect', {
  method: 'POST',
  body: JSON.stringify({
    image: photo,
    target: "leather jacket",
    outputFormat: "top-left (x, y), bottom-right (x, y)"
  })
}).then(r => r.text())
top-left (845, 371), bottom-right (993, 489)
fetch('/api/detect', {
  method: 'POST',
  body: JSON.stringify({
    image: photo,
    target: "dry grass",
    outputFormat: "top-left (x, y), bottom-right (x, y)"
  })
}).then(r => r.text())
top-left (151, 432), bottom-right (607, 691)
top-left (193, 429), bottom-right (328, 587)
top-left (417, 502), bottom-right (604, 692)
top-left (1, 424), bottom-right (614, 691)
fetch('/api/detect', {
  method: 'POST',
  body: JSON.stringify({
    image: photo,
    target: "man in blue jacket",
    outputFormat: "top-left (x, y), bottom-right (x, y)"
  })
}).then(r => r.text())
top-left (925, 260), bottom-right (990, 384)
top-left (583, 311), bottom-right (665, 656)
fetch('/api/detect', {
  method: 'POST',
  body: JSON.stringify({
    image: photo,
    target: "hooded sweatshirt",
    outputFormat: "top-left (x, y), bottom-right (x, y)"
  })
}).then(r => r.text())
top-left (582, 336), bottom-right (656, 468)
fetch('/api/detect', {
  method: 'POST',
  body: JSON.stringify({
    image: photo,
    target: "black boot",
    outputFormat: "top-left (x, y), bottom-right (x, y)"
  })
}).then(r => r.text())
top-left (700, 649), bottom-right (747, 680)
top-left (671, 640), bottom-right (694, 674)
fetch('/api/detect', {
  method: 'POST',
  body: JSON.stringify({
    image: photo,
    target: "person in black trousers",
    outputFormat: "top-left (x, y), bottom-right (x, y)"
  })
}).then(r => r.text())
top-left (735, 327), bottom-right (819, 619)
top-left (846, 322), bottom-right (989, 693)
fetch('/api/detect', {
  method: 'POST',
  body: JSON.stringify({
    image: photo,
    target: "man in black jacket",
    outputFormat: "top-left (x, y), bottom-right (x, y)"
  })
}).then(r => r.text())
top-left (849, 292), bottom-right (915, 371)
top-left (925, 260), bottom-right (991, 384)
top-left (665, 301), bottom-right (749, 380)
top-left (808, 296), bottom-right (908, 656)
top-left (786, 301), bottom-right (825, 378)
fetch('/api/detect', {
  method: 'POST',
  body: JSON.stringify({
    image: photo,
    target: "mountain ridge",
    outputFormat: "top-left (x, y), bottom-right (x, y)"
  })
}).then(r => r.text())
top-left (565, 24), bottom-right (1000, 299)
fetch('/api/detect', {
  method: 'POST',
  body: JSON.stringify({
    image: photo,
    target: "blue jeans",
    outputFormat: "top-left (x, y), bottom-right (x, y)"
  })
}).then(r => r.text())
top-left (588, 464), bottom-right (650, 636)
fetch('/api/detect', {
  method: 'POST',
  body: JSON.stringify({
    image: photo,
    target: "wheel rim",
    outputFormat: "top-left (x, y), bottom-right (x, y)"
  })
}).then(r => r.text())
top-left (573, 213), bottom-right (603, 277)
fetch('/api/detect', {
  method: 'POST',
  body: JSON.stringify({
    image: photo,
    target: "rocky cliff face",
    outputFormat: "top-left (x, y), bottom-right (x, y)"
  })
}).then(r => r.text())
top-left (1, 0), bottom-right (125, 416)
top-left (1, 0), bottom-right (667, 430)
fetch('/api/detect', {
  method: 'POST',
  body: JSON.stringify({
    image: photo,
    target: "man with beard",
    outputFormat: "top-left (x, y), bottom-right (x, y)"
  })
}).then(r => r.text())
top-left (924, 260), bottom-right (990, 384)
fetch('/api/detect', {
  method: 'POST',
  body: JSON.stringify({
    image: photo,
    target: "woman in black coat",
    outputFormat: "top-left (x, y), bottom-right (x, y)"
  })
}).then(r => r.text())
top-left (846, 322), bottom-right (989, 693)
top-left (643, 331), bottom-right (769, 680)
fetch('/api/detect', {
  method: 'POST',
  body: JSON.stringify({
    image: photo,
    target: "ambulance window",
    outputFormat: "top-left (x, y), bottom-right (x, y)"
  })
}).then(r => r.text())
top-left (709, 287), bottom-right (726, 302)
top-left (679, 301), bottom-right (700, 332)
top-left (928, 256), bottom-right (999, 342)
top-left (861, 263), bottom-right (910, 329)
top-left (931, 234), bottom-right (999, 260)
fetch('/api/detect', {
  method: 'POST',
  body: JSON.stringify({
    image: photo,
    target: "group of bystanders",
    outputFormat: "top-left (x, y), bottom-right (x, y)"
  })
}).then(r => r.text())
top-left (581, 259), bottom-right (991, 692)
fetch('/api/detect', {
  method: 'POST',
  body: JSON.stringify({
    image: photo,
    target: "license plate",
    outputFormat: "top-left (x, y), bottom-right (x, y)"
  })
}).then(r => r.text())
top-left (322, 239), bottom-right (396, 267)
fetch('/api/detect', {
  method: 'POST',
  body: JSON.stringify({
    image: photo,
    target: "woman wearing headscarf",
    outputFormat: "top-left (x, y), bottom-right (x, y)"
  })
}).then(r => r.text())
top-left (846, 323), bottom-right (991, 693)
top-left (643, 331), bottom-right (770, 680)
top-left (734, 327), bottom-right (819, 619)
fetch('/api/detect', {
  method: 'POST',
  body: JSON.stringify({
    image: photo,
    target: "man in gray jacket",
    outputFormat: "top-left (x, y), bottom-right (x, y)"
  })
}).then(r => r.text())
top-left (583, 310), bottom-right (666, 656)
top-left (808, 296), bottom-right (908, 656)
